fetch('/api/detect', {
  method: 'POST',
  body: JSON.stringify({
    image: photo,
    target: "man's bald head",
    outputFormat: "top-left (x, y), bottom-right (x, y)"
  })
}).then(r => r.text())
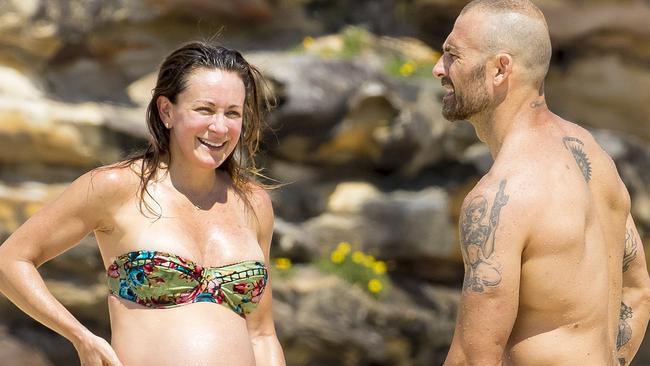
top-left (460, 0), bottom-right (552, 86)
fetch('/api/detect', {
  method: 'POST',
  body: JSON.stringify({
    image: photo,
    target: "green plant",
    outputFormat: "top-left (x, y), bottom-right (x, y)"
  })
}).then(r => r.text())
top-left (318, 242), bottom-right (391, 298)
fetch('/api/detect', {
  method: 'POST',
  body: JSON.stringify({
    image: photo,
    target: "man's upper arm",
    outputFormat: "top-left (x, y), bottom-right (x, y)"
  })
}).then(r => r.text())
top-left (446, 178), bottom-right (530, 364)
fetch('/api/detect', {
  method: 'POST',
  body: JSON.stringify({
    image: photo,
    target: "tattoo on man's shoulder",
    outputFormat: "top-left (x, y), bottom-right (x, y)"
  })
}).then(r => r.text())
top-left (460, 179), bottom-right (509, 293)
top-left (617, 302), bottom-right (633, 350)
top-left (623, 227), bottom-right (638, 273)
top-left (562, 137), bottom-right (592, 182)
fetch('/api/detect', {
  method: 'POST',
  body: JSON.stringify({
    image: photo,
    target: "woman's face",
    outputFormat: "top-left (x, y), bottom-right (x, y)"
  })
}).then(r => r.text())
top-left (161, 67), bottom-right (246, 170)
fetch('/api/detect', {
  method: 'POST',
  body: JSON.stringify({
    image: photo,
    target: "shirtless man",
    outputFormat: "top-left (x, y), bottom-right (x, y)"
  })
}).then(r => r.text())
top-left (432, 1), bottom-right (650, 364)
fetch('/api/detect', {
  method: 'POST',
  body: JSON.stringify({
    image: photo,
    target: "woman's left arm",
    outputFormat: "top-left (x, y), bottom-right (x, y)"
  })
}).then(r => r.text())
top-left (246, 188), bottom-right (286, 366)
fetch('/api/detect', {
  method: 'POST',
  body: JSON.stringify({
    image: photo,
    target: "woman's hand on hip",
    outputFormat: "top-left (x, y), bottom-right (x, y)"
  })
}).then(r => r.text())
top-left (74, 332), bottom-right (123, 366)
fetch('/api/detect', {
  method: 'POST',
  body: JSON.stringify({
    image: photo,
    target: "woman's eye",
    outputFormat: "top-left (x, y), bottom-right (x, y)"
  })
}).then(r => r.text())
top-left (226, 111), bottom-right (241, 118)
top-left (196, 107), bottom-right (212, 114)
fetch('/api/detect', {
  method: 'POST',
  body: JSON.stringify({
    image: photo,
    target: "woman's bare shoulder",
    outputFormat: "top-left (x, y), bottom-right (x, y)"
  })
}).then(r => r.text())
top-left (80, 161), bottom-right (143, 203)
top-left (242, 182), bottom-right (274, 245)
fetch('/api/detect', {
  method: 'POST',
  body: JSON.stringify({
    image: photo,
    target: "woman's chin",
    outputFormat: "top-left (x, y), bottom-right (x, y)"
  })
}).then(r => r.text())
top-left (192, 155), bottom-right (225, 171)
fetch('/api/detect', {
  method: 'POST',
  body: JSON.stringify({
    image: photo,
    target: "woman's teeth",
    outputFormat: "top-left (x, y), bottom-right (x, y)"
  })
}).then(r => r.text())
top-left (198, 138), bottom-right (225, 148)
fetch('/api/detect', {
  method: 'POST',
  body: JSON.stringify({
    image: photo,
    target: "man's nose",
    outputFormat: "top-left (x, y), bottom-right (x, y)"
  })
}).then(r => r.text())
top-left (432, 55), bottom-right (446, 79)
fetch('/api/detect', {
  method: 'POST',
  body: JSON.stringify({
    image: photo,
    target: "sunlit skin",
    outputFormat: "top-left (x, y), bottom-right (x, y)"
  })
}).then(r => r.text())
top-left (0, 67), bottom-right (285, 365)
top-left (434, 5), bottom-right (650, 366)
top-left (160, 68), bottom-right (245, 173)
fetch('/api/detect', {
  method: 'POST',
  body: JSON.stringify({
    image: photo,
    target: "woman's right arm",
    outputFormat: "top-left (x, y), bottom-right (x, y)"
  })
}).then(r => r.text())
top-left (0, 169), bottom-right (124, 366)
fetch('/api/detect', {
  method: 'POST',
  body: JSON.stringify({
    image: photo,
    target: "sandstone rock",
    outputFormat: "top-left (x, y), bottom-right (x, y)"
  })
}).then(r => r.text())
top-left (306, 187), bottom-right (455, 265)
top-left (313, 81), bottom-right (401, 166)
top-left (266, 160), bottom-right (338, 222)
top-left (461, 142), bottom-right (492, 175)
top-left (251, 50), bottom-right (455, 174)
top-left (0, 326), bottom-right (53, 366)
top-left (327, 181), bottom-right (382, 214)
top-left (153, 0), bottom-right (274, 20)
top-left (273, 266), bottom-right (458, 366)
top-left (39, 236), bottom-right (104, 283)
top-left (0, 181), bottom-right (67, 232)
top-left (0, 98), bottom-right (145, 167)
top-left (127, 72), bottom-right (156, 107)
top-left (272, 218), bottom-right (320, 262)
top-left (248, 52), bottom-right (379, 142)
top-left (0, 66), bottom-right (43, 100)
top-left (44, 279), bottom-right (110, 327)
top-left (546, 55), bottom-right (650, 141)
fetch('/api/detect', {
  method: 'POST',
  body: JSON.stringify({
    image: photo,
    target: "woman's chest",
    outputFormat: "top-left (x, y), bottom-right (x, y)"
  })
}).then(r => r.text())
top-left (100, 196), bottom-right (262, 267)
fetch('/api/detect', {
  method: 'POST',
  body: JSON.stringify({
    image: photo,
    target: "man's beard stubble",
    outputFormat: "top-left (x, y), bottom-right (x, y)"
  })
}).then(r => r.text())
top-left (441, 63), bottom-right (491, 121)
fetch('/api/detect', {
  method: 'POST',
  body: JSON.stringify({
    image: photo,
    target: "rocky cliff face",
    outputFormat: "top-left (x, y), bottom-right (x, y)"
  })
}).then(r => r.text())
top-left (0, 1), bottom-right (649, 365)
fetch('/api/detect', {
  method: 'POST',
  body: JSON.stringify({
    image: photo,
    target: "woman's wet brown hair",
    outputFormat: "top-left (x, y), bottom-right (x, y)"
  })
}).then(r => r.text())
top-left (120, 41), bottom-right (274, 216)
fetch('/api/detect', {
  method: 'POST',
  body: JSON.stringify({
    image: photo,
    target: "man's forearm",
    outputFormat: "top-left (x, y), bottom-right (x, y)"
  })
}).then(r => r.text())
top-left (251, 333), bottom-right (286, 366)
top-left (617, 286), bottom-right (650, 365)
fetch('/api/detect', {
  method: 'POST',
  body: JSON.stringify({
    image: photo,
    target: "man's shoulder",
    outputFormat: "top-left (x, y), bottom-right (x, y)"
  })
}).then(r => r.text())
top-left (465, 169), bottom-right (544, 214)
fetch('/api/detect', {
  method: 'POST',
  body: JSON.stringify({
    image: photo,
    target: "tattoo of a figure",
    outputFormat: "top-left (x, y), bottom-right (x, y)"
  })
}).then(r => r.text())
top-left (617, 302), bottom-right (633, 350)
top-left (460, 179), bottom-right (509, 293)
top-left (562, 137), bottom-right (592, 182)
top-left (622, 227), bottom-right (638, 273)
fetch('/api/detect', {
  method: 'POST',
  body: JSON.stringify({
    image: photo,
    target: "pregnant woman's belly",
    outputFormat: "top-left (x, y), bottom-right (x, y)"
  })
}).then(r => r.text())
top-left (109, 298), bottom-right (256, 366)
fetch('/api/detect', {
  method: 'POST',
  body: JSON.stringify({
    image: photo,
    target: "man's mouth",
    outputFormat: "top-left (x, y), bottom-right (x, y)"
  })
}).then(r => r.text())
top-left (441, 78), bottom-right (455, 95)
top-left (198, 137), bottom-right (226, 149)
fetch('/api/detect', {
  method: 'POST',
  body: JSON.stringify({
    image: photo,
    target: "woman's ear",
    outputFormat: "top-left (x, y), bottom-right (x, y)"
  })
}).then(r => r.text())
top-left (493, 53), bottom-right (513, 86)
top-left (157, 96), bottom-right (173, 128)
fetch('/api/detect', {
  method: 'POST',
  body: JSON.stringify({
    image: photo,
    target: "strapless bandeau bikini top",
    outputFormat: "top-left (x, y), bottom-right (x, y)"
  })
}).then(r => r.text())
top-left (107, 250), bottom-right (267, 316)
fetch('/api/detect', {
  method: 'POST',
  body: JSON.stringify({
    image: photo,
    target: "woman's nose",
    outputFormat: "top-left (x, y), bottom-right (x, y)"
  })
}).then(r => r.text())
top-left (208, 115), bottom-right (228, 134)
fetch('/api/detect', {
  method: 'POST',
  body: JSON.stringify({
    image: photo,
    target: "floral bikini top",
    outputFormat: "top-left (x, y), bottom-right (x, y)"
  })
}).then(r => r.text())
top-left (107, 250), bottom-right (267, 316)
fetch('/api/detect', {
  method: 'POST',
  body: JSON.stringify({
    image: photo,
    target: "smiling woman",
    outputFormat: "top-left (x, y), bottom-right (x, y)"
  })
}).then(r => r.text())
top-left (0, 42), bottom-right (285, 366)
top-left (160, 68), bottom-right (246, 174)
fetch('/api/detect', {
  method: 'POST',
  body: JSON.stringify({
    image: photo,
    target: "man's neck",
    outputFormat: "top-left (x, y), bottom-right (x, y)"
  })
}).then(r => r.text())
top-left (469, 89), bottom-right (548, 159)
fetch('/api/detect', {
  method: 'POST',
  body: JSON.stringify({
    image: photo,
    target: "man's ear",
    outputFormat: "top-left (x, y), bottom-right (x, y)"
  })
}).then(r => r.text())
top-left (157, 96), bottom-right (173, 128)
top-left (493, 53), bottom-right (513, 86)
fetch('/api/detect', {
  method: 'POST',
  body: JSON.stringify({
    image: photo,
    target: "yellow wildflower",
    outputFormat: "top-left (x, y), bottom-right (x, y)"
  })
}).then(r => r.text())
top-left (352, 251), bottom-right (365, 264)
top-left (330, 250), bottom-right (346, 264)
top-left (368, 279), bottom-right (383, 293)
top-left (302, 36), bottom-right (315, 49)
top-left (399, 61), bottom-right (415, 77)
top-left (274, 257), bottom-right (292, 270)
top-left (372, 261), bottom-right (387, 274)
top-left (336, 241), bottom-right (351, 255)
top-left (362, 254), bottom-right (375, 268)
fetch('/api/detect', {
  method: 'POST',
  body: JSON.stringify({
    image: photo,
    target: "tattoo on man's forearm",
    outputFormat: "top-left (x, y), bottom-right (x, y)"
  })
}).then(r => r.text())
top-left (460, 179), bottom-right (509, 293)
top-left (617, 302), bottom-right (633, 350)
top-left (618, 357), bottom-right (626, 366)
top-left (623, 228), bottom-right (638, 273)
top-left (562, 137), bottom-right (592, 182)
